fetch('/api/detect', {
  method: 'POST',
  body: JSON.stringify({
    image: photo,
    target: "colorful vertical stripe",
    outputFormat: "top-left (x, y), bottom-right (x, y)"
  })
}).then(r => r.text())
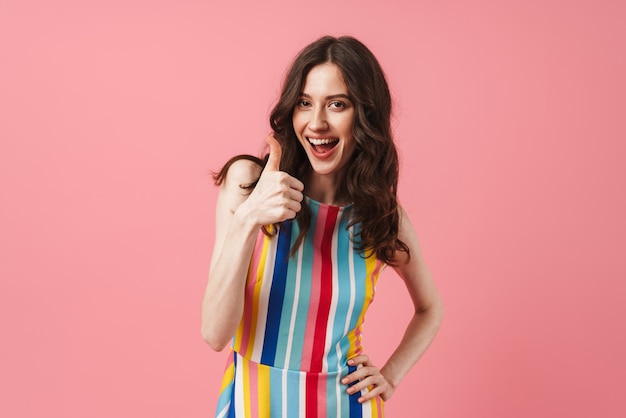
top-left (215, 198), bottom-right (386, 417)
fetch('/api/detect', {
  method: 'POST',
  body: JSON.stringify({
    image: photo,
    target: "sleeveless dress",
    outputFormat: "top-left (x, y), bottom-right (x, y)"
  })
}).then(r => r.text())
top-left (215, 198), bottom-right (386, 418)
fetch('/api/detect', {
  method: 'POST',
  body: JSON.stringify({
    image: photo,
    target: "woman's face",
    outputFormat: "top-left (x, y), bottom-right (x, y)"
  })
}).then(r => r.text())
top-left (292, 63), bottom-right (356, 178)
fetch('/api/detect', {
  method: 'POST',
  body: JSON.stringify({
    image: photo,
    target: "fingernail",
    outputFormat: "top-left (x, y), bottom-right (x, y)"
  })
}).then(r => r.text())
top-left (348, 359), bottom-right (354, 365)
top-left (342, 378), bottom-right (348, 384)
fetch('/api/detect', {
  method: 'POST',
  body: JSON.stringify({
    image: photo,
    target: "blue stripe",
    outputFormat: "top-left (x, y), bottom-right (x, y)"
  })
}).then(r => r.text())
top-left (260, 221), bottom-right (292, 365)
top-left (268, 362), bottom-right (282, 416)
top-left (334, 222), bottom-right (367, 365)
top-left (215, 356), bottom-right (236, 417)
top-left (274, 220), bottom-right (300, 368)
top-left (330, 209), bottom-right (354, 416)
top-left (350, 222), bottom-right (368, 340)
top-left (286, 212), bottom-right (317, 370)
top-left (347, 364), bottom-right (363, 418)
top-left (285, 368), bottom-right (301, 416)
top-left (227, 353), bottom-right (237, 418)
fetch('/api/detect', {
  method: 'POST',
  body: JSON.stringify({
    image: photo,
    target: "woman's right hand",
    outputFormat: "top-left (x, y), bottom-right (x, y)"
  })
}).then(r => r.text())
top-left (236, 135), bottom-right (304, 226)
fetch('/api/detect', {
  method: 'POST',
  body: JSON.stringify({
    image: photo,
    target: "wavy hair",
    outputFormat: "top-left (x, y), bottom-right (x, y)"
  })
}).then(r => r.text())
top-left (215, 35), bottom-right (409, 265)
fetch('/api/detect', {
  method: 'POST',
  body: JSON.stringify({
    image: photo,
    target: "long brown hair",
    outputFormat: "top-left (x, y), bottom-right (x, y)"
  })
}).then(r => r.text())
top-left (215, 35), bottom-right (409, 265)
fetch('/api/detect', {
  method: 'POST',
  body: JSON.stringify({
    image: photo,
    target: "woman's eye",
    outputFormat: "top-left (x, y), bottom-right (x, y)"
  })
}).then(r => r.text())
top-left (330, 101), bottom-right (346, 109)
top-left (297, 100), bottom-right (311, 107)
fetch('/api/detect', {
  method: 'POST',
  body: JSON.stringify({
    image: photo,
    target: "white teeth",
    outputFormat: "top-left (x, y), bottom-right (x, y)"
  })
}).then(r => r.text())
top-left (308, 138), bottom-right (337, 145)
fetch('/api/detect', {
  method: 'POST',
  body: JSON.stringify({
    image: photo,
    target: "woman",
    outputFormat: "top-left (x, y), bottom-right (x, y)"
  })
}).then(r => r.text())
top-left (202, 35), bottom-right (443, 417)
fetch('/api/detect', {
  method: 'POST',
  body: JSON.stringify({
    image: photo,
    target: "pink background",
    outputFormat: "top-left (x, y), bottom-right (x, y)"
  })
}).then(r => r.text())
top-left (1, 0), bottom-right (624, 417)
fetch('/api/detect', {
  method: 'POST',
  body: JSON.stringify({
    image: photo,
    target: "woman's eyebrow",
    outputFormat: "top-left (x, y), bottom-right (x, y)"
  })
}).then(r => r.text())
top-left (299, 92), bottom-right (352, 101)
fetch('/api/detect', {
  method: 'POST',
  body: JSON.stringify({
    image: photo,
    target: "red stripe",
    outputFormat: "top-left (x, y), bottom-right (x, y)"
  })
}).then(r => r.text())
top-left (310, 205), bottom-right (339, 372)
top-left (306, 373), bottom-right (318, 417)
top-left (301, 205), bottom-right (328, 369)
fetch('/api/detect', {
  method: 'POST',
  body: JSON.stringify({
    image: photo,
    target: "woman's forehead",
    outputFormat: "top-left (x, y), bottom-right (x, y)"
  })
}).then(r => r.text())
top-left (301, 63), bottom-right (349, 96)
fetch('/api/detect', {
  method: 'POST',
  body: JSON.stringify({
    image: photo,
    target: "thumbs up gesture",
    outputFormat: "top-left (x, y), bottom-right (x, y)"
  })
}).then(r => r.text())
top-left (264, 134), bottom-right (284, 173)
top-left (237, 135), bottom-right (305, 227)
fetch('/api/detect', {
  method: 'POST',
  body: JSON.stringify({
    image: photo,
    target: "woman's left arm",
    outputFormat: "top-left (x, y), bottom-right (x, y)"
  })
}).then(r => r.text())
top-left (342, 206), bottom-right (444, 403)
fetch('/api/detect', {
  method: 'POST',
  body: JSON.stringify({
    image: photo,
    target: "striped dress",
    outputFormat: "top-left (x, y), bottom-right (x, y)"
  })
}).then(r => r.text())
top-left (215, 197), bottom-right (386, 417)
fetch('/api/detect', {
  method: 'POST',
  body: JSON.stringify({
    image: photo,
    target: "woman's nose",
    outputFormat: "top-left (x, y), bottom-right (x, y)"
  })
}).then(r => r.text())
top-left (308, 108), bottom-right (328, 131)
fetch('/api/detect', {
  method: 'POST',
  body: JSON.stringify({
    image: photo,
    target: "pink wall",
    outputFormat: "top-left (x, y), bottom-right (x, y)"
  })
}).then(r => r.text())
top-left (1, 0), bottom-right (624, 416)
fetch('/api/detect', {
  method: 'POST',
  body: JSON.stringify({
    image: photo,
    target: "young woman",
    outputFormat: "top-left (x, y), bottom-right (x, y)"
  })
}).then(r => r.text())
top-left (202, 35), bottom-right (443, 418)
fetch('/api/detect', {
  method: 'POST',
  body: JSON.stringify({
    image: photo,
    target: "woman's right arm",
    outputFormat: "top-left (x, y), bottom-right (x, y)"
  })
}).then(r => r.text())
top-left (201, 136), bottom-right (304, 351)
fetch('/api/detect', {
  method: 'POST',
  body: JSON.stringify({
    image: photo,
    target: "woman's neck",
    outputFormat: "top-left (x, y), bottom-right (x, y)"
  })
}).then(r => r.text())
top-left (304, 170), bottom-right (350, 206)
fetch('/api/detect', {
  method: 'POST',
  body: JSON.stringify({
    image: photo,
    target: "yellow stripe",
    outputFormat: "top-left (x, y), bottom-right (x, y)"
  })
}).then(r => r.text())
top-left (364, 249), bottom-right (375, 307)
top-left (347, 250), bottom-right (379, 358)
top-left (258, 363), bottom-right (271, 417)
top-left (242, 356), bottom-right (251, 415)
top-left (219, 360), bottom-right (235, 394)
top-left (372, 396), bottom-right (379, 418)
top-left (245, 233), bottom-right (271, 358)
top-left (233, 316), bottom-right (243, 352)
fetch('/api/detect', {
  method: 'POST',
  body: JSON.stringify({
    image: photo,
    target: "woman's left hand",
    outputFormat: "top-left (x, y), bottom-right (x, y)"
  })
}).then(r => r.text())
top-left (342, 354), bottom-right (395, 403)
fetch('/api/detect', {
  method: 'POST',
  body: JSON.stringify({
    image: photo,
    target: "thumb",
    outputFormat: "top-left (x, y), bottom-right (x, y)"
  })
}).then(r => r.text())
top-left (265, 135), bottom-right (282, 172)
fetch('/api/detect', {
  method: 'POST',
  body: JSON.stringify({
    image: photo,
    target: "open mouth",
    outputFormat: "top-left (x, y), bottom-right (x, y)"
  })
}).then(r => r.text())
top-left (307, 137), bottom-right (339, 154)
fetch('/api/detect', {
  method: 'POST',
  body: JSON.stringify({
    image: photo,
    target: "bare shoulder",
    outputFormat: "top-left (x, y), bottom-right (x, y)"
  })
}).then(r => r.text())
top-left (221, 158), bottom-right (263, 191)
top-left (217, 158), bottom-right (263, 213)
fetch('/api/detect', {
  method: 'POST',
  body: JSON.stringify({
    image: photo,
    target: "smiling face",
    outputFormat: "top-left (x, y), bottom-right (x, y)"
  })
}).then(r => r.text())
top-left (292, 63), bottom-right (356, 180)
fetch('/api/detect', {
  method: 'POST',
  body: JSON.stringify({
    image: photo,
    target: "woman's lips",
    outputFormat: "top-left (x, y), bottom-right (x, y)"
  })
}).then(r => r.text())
top-left (307, 137), bottom-right (339, 157)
